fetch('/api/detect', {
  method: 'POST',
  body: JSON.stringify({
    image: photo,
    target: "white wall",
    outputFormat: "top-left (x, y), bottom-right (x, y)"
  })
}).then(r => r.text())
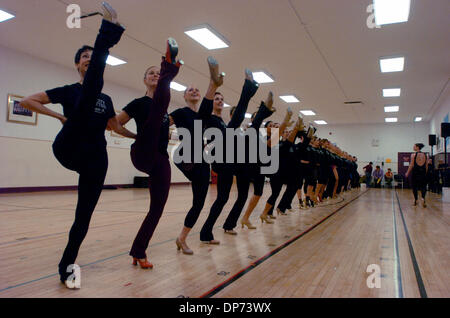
top-left (0, 45), bottom-right (188, 188)
top-left (429, 87), bottom-right (450, 154)
top-left (316, 122), bottom-right (430, 174)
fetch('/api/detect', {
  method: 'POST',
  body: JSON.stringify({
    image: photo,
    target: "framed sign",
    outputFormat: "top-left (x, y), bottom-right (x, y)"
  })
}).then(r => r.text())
top-left (7, 94), bottom-right (38, 125)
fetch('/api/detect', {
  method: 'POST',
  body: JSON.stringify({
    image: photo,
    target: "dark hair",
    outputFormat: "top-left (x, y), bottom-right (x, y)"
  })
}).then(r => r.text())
top-left (369, 162), bottom-right (373, 165)
top-left (74, 45), bottom-right (94, 64)
top-left (264, 121), bottom-right (273, 128)
top-left (376, 166), bottom-right (380, 169)
top-left (415, 143), bottom-right (425, 150)
top-left (214, 92), bottom-right (223, 96)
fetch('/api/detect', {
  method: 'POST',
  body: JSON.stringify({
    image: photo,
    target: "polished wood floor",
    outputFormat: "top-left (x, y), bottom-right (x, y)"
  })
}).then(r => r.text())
top-left (0, 184), bottom-right (448, 298)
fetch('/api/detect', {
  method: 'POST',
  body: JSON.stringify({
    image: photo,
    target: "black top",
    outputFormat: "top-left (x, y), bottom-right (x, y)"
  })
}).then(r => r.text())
top-left (46, 83), bottom-right (115, 144)
top-left (123, 96), bottom-right (169, 155)
top-left (170, 98), bottom-right (213, 163)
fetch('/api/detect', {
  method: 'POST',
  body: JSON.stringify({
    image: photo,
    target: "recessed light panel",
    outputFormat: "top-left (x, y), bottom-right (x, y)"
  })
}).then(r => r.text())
top-left (184, 25), bottom-right (229, 50)
top-left (383, 88), bottom-right (401, 97)
top-left (374, 0), bottom-right (411, 25)
top-left (170, 82), bottom-right (187, 92)
top-left (252, 72), bottom-right (274, 84)
top-left (0, 9), bottom-right (15, 23)
top-left (380, 57), bottom-right (405, 73)
top-left (106, 55), bottom-right (127, 66)
top-left (384, 106), bottom-right (399, 113)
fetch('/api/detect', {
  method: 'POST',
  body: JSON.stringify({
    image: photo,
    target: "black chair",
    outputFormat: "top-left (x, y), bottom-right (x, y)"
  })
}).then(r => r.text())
top-left (394, 174), bottom-right (404, 189)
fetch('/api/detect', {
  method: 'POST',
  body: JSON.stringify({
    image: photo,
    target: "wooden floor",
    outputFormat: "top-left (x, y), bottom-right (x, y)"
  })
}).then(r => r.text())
top-left (0, 184), bottom-right (448, 298)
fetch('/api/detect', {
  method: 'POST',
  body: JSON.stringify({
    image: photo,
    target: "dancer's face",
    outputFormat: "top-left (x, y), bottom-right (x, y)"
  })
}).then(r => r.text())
top-left (76, 50), bottom-right (92, 78)
top-left (213, 93), bottom-right (224, 112)
top-left (413, 144), bottom-right (419, 151)
top-left (184, 86), bottom-right (201, 104)
top-left (144, 66), bottom-right (160, 88)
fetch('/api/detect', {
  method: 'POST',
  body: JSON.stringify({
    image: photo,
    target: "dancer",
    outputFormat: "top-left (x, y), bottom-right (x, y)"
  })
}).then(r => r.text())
top-left (240, 110), bottom-right (293, 228)
top-left (220, 93), bottom-right (277, 233)
top-left (259, 116), bottom-right (314, 223)
top-left (199, 70), bottom-right (260, 242)
top-left (19, 2), bottom-right (127, 288)
top-left (115, 39), bottom-right (182, 268)
top-left (405, 143), bottom-right (429, 207)
top-left (169, 57), bottom-right (224, 254)
top-left (273, 123), bottom-right (316, 216)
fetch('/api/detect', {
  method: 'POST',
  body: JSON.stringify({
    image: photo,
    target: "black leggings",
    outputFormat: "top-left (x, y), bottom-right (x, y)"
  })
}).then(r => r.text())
top-left (223, 171), bottom-right (251, 231)
top-left (128, 60), bottom-right (179, 259)
top-left (53, 20), bottom-right (124, 281)
top-left (177, 162), bottom-right (211, 228)
top-left (412, 172), bottom-right (427, 201)
top-left (200, 167), bottom-right (234, 240)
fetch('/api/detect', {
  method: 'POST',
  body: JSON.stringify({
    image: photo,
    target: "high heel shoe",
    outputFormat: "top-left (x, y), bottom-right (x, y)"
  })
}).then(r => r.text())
top-left (165, 37), bottom-right (183, 67)
top-left (132, 257), bottom-right (153, 269)
top-left (201, 239), bottom-right (221, 244)
top-left (260, 215), bottom-right (274, 224)
top-left (241, 220), bottom-right (256, 229)
top-left (269, 215), bottom-right (277, 219)
top-left (276, 208), bottom-right (287, 216)
top-left (176, 238), bottom-right (194, 255)
top-left (224, 229), bottom-right (237, 235)
top-left (207, 56), bottom-right (225, 87)
top-left (101, 2), bottom-right (118, 24)
top-left (265, 91), bottom-right (275, 112)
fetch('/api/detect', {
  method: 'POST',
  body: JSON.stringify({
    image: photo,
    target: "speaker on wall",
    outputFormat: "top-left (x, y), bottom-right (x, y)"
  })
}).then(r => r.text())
top-left (429, 134), bottom-right (437, 146)
top-left (442, 123), bottom-right (450, 138)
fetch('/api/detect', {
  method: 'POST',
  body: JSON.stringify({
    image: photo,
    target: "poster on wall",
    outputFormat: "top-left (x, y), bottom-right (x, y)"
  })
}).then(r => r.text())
top-left (6, 94), bottom-right (38, 125)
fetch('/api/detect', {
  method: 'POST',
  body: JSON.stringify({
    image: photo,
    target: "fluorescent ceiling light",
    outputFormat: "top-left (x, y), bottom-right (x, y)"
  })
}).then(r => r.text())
top-left (245, 113), bottom-right (252, 119)
top-left (170, 82), bottom-right (187, 92)
top-left (280, 95), bottom-right (300, 103)
top-left (385, 117), bottom-right (398, 123)
top-left (252, 71), bottom-right (274, 84)
top-left (106, 55), bottom-right (127, 66)
top-left (0, 9), bottom-right (15, 22)
top-left (300, 110), bottom-right (316, 116)
top-left (374, 0), bottom-right (411, 25)
top-left (380, 56), bottom-right (405, 73)
top-left (223, 103), bottom-right (231, 108)
top-left (383, 88), bottom-right (401, 97)
top-left (314, 120), bottom-right (327, 125)
top-left (384, 105), bottom-right (399, 113)
top-left (414, 117), bottom-right (423, 122)
top-left (184, 25), bottom-right (229, 50)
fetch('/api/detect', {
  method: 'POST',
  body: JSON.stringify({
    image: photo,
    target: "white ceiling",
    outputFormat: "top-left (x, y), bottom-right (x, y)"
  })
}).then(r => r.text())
top-left (0, 0), bottom-right (449, 125)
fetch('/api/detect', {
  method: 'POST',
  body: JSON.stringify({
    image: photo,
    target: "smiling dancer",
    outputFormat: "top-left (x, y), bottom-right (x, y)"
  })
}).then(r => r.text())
top-left (239, 108), bottom-right (293, 228)
top-left (197, 70), bottom-right (260, 243)
top-left (114, 39), bottom-right (182, 269)
top-left (169, 57), bottom-right (224, 254)
top-left (19, 3), bottom-right (129, 288)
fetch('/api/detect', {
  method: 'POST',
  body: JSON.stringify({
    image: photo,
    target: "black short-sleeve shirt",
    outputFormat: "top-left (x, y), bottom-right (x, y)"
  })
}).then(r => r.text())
top-left (123, 96), bottom-right (169, 155)
top-left (46, 83), bottom-right (115, 143)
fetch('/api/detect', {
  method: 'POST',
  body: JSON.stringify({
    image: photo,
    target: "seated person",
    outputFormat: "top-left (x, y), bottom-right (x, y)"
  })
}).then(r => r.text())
top-left (385, 169), bottom-right (393, 188)
top-left (373, 166), bottom-right (384, 188)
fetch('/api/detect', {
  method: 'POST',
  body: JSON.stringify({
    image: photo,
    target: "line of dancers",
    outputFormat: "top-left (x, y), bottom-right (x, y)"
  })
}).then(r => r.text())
top-left (20, 3), bottom-right (359, 289)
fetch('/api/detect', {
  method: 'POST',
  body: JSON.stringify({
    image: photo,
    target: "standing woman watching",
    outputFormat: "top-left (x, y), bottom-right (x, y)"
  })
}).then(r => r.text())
top-left (115, 39), bottom-right (182, 269)
top-left (19, 3), bottom-right (130, 288)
